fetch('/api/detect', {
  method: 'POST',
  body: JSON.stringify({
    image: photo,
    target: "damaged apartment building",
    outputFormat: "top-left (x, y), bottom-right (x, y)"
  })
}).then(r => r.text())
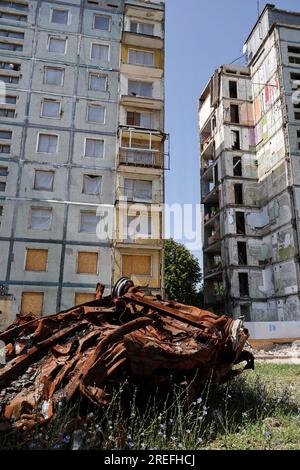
top-left (0, 0), bottom-right (168, 330)
top-left (200, 4), bottom-right (300, 340)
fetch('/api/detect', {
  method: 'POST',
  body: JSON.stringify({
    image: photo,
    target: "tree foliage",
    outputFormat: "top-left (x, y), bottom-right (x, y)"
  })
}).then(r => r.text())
top-left (164, 239), bottom-right (203, 307)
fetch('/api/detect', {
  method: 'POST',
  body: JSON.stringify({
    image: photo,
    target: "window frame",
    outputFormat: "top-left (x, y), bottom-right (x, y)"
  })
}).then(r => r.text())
top-left (88, 72), bottom-right (108, 92)
top-left (40, 98), bottom-right (62, 119)
top-left (50, 8), bottom-right (70, 26)
top-left (90, 42), bottom-right (110, 61)
top-left (93, 13), bottom-right (111, 32)
top-left (44, 66), bottom-right (65, 86)
top-left (128, 48), bottom-right (154, 67)
top-left (47, 35), bottom-right (67, 54)
top-left (82, 173), bottom-right (103, 196)
top-left (86, 103), bottom-right (106, 124)
top-left (84, 137), bottom-right (105, 159)
top-left (33, 169), bottom-right (55, 191)
top-left (29, 207), bottom-right (53, 231)
top-left (36, 132), bottom-right (59, 154)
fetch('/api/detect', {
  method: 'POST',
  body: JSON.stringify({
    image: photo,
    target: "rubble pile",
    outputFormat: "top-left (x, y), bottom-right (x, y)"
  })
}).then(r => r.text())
top-left (0, 278), bottom-right (254, 431)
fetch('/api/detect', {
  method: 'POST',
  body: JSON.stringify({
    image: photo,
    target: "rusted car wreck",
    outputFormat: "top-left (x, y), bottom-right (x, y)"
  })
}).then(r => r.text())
top-left (0, 278), bottom-right (254, 430)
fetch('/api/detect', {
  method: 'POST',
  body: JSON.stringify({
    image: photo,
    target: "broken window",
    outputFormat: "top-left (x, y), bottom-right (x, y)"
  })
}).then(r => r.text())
top-left (89, 73), bottom-right (107, 91)
top-left (87, 104), bottom-right (105, 123)
top-left (0, 205), bottom-right (3, 227)
top-left (288, 45), bottom-right (300, 54)
top-left (239, 273), bottom-right (249, 297)
top-left (128, 49), bottom-right (154, 67)
top-left (0, 130), bottom-right (12, 140)
top-left (80, 211), bottom-right (99, 233)
top-left (229, 81), bottom-right (238, 98)
top-left (231, 130), bottom-right (240, 150)
top-left (233, 156), bottom-right (242, 176)
top-left (30, 208), bottom-right (52, 231)
top-left (126, 111), bottom-right (152, 128)
top-left (236, 211), bottom-right (245, 234)
top-left (48, 36), bottom-right (66, 54)
top-left (77, 251), bottom-right (99, 274)
top-left (0, 40), bottom-right (23, 51)
top-left (51, 9), bottom-right (69, 25)
top-left (122, 254), bottom-right (151, 277)
top-left (289, 56), bottom-right (300, 65)
top-left (130, 21), bottom-right (154, 36)
top-left (0, 108), bottom-right (15, 118)
top-left (0, 1), bottom-right (28, 12)
top-left (0, 28), bottom-right (24, 39)
top-left (20, 292), bottom-right (44, 317)
top-left (291, 72), bottom-right (300, 81)
top-left (124, 179), bottom-right (152, 201)
top-left (0, 165), bottom-right (8, 192)
top-left (128, 80), bottom-right (153, 98)
top-left (82, 174), bottom-right (102, 195)
top-left (84, 138), bottom-right (104, 158)
top-left (75, 292), bottom-right (96, 305)
top-left (0, 61), bottom-right (20, 71)
top-left (37, 134), bottom-right (58, 153)
top-left (34, 170), bottom-right (54, 191)
top-left (0, 74), bottom-right (19, 84)
top-left (91, 43), bottom-right (109, 61)
top-left (230, 104), bottom-right (239, 123)
top-left (25, 249), bottom-right (48, 272)
top-left (297, 130), bottom-right (300, 151)
top-left (41, 99), bottom-right (61, 118)
top-left (237, 241), bottom-right (247, 265)
top-left (234, 184), bottom-right (243, 204)
top-left (126, 214), bottom-right (152, 241)
top-left (0, 11), bottom-right (27, 22)
top-left (0, 144), bottom-right (10, 153)
top-left (94, 14), bottom-right (111, 31)
top-left (214, 164), bottom-right (219, 184)
top-left (240, 304), bottom-right (251, 321)
top-left (44, 67), bottom-right (64, 86)
top-left (295, 112), bottom-right (300, 120)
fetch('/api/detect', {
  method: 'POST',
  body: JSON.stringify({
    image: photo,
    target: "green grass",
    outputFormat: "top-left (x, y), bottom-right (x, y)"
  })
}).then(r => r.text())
top-left (0, 364), bottom-right (299, 450)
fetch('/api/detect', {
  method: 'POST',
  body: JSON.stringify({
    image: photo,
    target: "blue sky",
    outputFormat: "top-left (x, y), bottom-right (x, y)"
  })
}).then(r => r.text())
top-left (164, 0), bottom-right (300, 263)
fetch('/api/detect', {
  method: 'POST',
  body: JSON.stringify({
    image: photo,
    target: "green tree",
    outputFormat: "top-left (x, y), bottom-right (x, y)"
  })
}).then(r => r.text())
top-left (164, 239), bottom-right (203, 307)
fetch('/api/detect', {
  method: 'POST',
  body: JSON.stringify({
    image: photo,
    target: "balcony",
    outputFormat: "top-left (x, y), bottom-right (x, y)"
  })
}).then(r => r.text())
top-left (116, 186), bottom-right (162, 204)
top-left (122, 31), bottom-right (163, 50)
top-left (204, 208), bottom-right (220, 227)
top-left (120, 93), bottom-right (163, 110)
top-left (119, 127), bottom-right (170, 170)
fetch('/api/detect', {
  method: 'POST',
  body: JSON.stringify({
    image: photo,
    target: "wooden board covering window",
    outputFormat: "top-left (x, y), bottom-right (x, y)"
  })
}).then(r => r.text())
top-left (75, 292), bottom-right (96, 305)
top-left (122, 254), bottom-right (151, 277)
top-left (21, 292), bottom-right (44, 317)
top-left (77, 251), bottom-right (99, 274)
top-left (25, 249), bottom-right (48, 271)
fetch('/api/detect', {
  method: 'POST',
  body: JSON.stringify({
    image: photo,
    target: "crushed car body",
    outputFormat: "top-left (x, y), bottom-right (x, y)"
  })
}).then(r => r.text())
top-left (0, 278), bottom-right (254, 430)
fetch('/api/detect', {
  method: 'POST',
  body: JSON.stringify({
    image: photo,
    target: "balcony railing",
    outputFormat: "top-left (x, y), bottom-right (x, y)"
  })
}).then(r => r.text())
top-left (116, 187), bottom-right (162, 204)
top-left (119, 126), bottom-right (170, 170)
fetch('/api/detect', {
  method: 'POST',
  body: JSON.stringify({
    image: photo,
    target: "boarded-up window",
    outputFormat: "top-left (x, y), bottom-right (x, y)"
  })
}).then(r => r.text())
top-left (21, 292), bottom-right (44, 317)
top-left (122, 254), bottom-right (151, 277)
top-left (75, 292), bottom-right (96, 305)
top-left (25, 248), bottom-right (48, 271)
top-left (77, 251), bottom-right (99, 274)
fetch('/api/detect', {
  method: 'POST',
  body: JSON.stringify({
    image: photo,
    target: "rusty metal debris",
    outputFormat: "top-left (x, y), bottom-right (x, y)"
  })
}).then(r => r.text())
top-left (0, 278), bottom-right (254, 430)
